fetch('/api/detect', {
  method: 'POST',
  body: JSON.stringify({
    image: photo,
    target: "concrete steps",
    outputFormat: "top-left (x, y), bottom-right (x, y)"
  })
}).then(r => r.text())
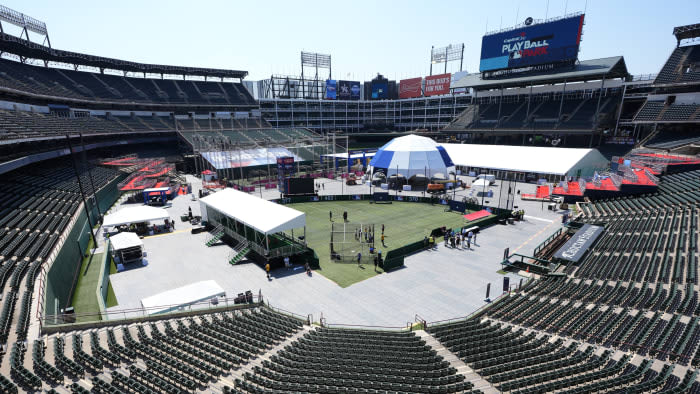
top-left (415, 329), bottom-right (500, 394)
top-left (212, 324), bottom-right (313, 391)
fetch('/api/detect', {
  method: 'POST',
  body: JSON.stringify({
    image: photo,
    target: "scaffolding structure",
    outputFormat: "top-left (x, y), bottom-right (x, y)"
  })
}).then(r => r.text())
top-left (260, 51), bottom-right (331, 100)
top-left (180, 126), bottom-right (342, 183)
top-left (330, 222), bottom-right (376, 264)
top-left (261, 75), bottom-right (326, 100)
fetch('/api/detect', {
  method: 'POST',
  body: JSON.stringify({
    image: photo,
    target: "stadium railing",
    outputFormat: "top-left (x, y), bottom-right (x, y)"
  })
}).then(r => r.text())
top-left (42, 294), bottom-right (264, 333)
top-left (321, 321), bottom-right (414, 332)
top-left (533, 227), bottom-right (564, 256)
top-left (264, 300), bottom-right (312, 325)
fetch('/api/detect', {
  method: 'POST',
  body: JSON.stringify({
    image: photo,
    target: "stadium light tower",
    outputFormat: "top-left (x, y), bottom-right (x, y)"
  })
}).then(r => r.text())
top-left (0, 4), bottom-right (51, 47)
top-left (300, 51), bottom-right (331, 99)
top-left (430, 43), bottom-right (464, 75)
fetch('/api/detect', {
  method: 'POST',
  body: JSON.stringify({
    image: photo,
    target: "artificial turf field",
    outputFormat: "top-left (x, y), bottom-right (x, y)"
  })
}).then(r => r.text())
top-left (286, 200), bottom-right (473, 287)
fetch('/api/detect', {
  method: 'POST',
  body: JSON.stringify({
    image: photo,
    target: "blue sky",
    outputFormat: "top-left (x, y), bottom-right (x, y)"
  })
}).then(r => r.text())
top-left (4, 0), bottom-right (699, 81)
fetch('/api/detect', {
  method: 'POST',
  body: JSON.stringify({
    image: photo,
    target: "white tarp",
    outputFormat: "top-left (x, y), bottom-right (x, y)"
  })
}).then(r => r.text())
top-left (202, 148), bottom-right (302, 170)
top-left (103, 206), bottom-right (171, 227)
top-left (439, 144), bottom-right (609, 177)
top-left (141, 280), bottom-right (225, 315)
top-left (109, 232), bottom-right (143, 251)
top-left (200, 188), bottom-right (305, 235)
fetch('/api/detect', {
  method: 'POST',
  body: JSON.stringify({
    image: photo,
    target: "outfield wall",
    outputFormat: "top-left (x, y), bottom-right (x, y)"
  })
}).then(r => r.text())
top-left (44, 173), bottom-right (125, 317)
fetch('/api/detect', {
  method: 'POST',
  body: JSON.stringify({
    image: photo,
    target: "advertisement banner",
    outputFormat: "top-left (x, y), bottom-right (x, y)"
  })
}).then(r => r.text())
top-left (479, 14), bottom-right (585, 72)
top-left (277, 156), bottom-right (296, 193)
top-left (553, 224), bottom-right (604, 262)
top-left (371, 81), bottom-right (388, 99)
top-left (325, 79), bottom-right (337, 100)
top-left (337, 80), bottom-right (361, 100)
top-left (399, 77), bottom-right (422, 98)
top-left (424, 73), bottom-right (451, 96)
top-left (351, 81), bottom-right (361, 100)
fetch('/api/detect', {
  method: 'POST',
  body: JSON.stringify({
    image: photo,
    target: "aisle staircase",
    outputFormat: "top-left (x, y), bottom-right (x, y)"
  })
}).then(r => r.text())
top-left (205, 224), bottom-right (225, 247)
top-left (228, 241), bottom-right (251, 265)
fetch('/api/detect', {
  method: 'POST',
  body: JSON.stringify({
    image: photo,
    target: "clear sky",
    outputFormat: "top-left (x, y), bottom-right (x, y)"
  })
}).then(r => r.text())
top-left (4, 0), bottom-right (699, 81)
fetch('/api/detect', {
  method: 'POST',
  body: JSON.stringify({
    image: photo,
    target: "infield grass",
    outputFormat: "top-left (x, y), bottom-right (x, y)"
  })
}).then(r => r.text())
top-left (286, 200), bottom-right (471, 287)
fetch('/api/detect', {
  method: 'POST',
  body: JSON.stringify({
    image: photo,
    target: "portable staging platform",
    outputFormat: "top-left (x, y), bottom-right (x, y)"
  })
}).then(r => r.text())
top-left (199, 188), bottom-right (310, 265)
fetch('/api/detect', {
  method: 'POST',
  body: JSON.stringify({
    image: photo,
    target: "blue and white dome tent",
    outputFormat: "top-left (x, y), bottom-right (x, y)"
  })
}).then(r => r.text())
top-left (369, 134), bottom-right (455, 179)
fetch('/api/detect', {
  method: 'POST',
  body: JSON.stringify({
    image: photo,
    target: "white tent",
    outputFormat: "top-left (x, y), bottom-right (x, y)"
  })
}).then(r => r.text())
top-left (370, 134), bottom-right (455, 178)
top-left (103, 206), bottom-right (171, 227)
top-left (109, 232), bottom-right (143, 251)
top-left (439, 144), bottom-right (609, 177)
top-left (141, 280), bottom-right (225, 315)
top-left (199, 188), bottom-right (305, 235)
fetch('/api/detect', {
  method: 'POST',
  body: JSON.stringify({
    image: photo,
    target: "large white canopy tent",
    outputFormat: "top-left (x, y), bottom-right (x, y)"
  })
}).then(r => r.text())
top-left (369, 134), bottom-right (455, 178)
top-left (103, 206), bottom-right (171, 227)
top-left (439, 144), bottom-right (609, 178)
top-left (200, 188), bottom-right (305, 234)
top-left (199, 188), bottom-right (307, 257)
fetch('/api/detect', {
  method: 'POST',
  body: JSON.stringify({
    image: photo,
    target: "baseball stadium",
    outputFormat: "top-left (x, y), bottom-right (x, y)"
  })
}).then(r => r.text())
top-left (0, 2), bottom-right (699, 393)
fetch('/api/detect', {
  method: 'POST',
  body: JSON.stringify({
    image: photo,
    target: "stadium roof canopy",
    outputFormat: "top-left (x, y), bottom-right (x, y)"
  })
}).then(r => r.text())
top-left (200, 188), bottom-right (305, 235)
top-left (439, 143), bottom-right (609, 177)
top-left (673, 23), bottom-right (700, 42)
top-left (452, 57), bottom-right (629, 91)
top-left (0, 32), bottom-right (247, 79)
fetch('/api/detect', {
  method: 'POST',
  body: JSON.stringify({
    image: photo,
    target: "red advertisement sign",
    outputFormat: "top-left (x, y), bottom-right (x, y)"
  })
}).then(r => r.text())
top-left (399, 77), bottom-right (422, 98)
top-left (424, 73), bottom-right (452, 96)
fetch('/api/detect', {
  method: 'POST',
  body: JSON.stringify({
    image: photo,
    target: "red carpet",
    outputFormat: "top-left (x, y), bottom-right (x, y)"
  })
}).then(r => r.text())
top-left (553, 182), bottom-right (584, 196)
top-left (621, 169), bottom-right (657, 186)
top-left (464, 209), bottom-right (493, 221)
top-left (586, 178), bottom-right (619, 191)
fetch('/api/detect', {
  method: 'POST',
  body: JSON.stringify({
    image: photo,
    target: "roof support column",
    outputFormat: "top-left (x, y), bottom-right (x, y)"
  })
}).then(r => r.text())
top-left (592, 76), bottom-right (606, 133)
top-left (557, 80), bottom-right (567, 123)
top-left (525, 83), bottom-right (533, 121)
top-left (496, 85), bottom-right (503, 126)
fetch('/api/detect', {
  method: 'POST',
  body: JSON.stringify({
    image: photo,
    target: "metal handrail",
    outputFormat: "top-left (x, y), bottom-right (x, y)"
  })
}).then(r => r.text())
top-left (42, 294), bottom-right (263, 327)
top-left (264, 299), bottom-right (310, 323)
top-left (322, 322), bottom-right (413, 331)
top-left (425, 291), bottom-right (511, 329)
top-left (533, 227), bottom-right (564, 256)
top-left (630, 74), bottom-right (658, 81)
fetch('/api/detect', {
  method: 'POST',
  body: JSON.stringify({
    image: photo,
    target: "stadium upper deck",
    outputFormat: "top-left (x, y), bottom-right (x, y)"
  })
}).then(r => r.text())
top-left (0, 33), bottom-right (256, 110)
